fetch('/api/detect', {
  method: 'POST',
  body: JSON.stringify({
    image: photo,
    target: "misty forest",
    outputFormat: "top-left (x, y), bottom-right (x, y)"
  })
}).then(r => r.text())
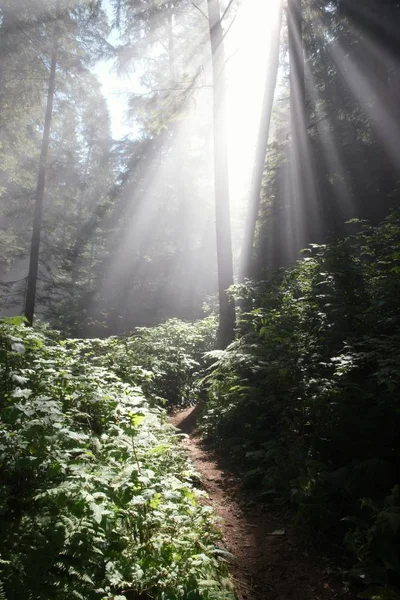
top-left (1, 0), bottom-right (400, 599)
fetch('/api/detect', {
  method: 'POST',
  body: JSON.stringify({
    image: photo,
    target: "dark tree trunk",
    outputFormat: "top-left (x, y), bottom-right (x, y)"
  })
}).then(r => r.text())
top-left (207, 0), bottom-right (235, 349)
top-left (239, 3), bottom-right (283, 282)
top-left (0, 6), bottom-right (16, 119)
top-left (288, 0), bottom-right (305, 121)
top-left (24, 29), bottom-right (58, 325)
top-left (287, 0), bottom-right (310, 251)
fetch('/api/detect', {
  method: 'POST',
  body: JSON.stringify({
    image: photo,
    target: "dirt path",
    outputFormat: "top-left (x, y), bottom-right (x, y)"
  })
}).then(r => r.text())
top-left (170, 405), bottom-right (355, 600)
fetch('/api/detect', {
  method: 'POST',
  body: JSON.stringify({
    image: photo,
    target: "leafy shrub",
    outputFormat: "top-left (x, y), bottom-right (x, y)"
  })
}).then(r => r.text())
top-left (96, 317), bottom-right (217, 408)
top-left (345, 485), bottom-right (400, 592)
top-left (201, 211), bottom-right (400, 591)
top-left (0, 318), bottom-right (234, 600)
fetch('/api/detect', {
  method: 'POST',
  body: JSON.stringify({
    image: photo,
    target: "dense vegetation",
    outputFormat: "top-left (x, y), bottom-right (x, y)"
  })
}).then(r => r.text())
top-left (1, 0), bottom-right (400, 598)
top-left (0, 317), bottom-right (233, 600)
top-left (202, 211), bottom-right (400, 598)
top-left (3, 210), bottom-right (399, 598)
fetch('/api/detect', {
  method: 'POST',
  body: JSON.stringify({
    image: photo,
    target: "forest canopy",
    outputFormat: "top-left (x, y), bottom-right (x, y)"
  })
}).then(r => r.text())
top-left (1, 0), bottom-right (398, 339)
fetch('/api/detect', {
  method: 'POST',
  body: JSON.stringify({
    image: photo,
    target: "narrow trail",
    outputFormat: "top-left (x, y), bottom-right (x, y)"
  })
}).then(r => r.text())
top-left (170, 405), bottom-right (355, 600)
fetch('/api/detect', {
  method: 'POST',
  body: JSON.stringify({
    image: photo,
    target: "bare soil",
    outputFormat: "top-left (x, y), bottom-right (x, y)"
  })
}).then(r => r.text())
top-left (170, 405), bottom-right (356, 600)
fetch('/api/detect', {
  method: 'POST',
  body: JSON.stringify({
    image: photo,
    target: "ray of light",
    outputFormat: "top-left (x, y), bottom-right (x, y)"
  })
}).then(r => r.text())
top-left (92, 0), bottom-right (285, 308)
top-left (225, 0), bottom-right (283, 216)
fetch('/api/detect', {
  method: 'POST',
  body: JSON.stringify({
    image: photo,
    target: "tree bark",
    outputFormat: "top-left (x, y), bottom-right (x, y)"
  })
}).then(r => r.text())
top-left (207, 0), bottom-right (235, 349)
top-left (0, 5), bottom-right (16, 122)
top-left (24, 26), bottom-right (58, 325)
top-left (239, 2), bottom-right (283, 282)
top-left (287, 0), bottom-right (308, 251)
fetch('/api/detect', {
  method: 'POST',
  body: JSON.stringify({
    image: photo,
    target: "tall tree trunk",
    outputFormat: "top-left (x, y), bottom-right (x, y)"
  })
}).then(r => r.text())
top-left (24, 26), bottom-right (58, 325)
top-left (167, 9), bottom-right (176, 84)
top-left (239, 2), bottom-right (283, 282)
top-left (0, 5), bottom-right (16, 123)
top-left (207, 0), bottom-right (235, 349)
top-left (70, 143), bottom-right (93, 286)
top-left (287, 0), bottom-right (308, 251)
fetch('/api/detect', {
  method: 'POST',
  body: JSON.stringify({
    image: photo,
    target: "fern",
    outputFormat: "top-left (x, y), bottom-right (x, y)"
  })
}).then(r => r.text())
top-left (0, 318), bottom-right (233, 600)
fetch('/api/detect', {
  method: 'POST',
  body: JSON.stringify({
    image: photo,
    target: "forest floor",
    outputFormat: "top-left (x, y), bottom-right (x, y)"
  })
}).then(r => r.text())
top-left (170, 405), bottom-right (357, 600)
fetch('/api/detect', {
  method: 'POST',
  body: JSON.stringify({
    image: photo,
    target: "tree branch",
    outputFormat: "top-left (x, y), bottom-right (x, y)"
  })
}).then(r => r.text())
top-left (132, 84), bottom-right (212, 97)
top-left (191, 2), bottom-right (209, 20)
top-left (220, 0), bottom-right (235, 22)
top-left (221, 11), bottom-right (237, 41)
top-left (307, 108), bottom-right (335, 130)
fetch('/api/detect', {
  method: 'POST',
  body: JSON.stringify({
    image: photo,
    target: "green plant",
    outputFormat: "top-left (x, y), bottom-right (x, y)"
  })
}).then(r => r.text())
top-left (0, 318), bottom-right (234, 600)
top-left (200, 211), bottom-right (400, 591)
top-left (110, 317), bottom-right (218, 408)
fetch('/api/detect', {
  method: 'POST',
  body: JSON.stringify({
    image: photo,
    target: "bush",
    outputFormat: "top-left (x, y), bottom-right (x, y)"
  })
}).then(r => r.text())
top-left (0, 317), bottom-right (233, 600)
top-left (201, 211), bottom-right (400, 592)
top-left (98, 317), bottom-right (217, 408)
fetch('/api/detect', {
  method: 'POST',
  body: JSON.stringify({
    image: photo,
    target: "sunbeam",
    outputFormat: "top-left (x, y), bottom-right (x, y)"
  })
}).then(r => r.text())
top-left (89, 0), bottom-right (286, 324)
top-left (1, 0), bottom-right (400, 328)
top-left (225, 0), bottom-right (283, 218)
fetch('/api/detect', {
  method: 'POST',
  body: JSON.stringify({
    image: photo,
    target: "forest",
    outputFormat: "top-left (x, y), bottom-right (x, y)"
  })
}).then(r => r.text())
top-left (0, 0), bottom-right (400, 599)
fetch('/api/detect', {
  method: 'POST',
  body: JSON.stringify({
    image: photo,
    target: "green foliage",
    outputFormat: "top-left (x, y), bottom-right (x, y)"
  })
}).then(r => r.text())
top-left (97, 317), bottom-right (218, 408)
top-left (0, 318), bottom-right (233, 600)
top-left (344, 485), bottom-right (400, 592)
top-left (201, 211), bottom-right (400, 592)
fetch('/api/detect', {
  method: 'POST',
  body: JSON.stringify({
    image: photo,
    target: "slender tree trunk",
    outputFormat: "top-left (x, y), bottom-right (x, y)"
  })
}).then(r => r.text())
top-left (0, 10), bottom-right (9, 104)
top-left (77, 144), bottom-right (92, 223)
top-left (287, 0), bottom-right (308, 251)
top-left (288, 0), bottom-right (305, 121)
top-left (167, 10), bottom-right (176, 84)
top-left (207, 0), bottom-right (235, 349)
top-left (70, 143), bottom-right (92, 285)
top-left (88, 239), bottom-right (95, 287)
top-left (239, 3), bottom-right (283, 282)
top-left (0, 6), bottom-right (16, 124)
top-left (24, 28), bottom-right (58, 325)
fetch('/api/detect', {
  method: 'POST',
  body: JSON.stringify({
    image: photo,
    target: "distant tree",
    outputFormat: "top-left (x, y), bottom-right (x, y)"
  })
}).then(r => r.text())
top-left (287, 0), bottom-right (309, 250)
top-left (91, 0), bottom-right (217, 332)
top-left (0, 1), bottom-right (49, 279)
top-left (207, 0), bottom-right (235, 348)
top-left (18, 0), bottom-right (109, 325)
top-left (239, 1), bottom-right (283, 282)
top-left (251, 0), bottom-right (400, 279)
top-left (24, 3), bottom-right (60, 326)
top-left (39, 74), bottom-right (114, 334)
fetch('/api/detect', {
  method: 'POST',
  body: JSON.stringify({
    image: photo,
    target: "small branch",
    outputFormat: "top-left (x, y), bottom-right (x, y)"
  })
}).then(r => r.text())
top-left (220, 0), bottom-right (235, 22)
top-left (191, 2), bottom-right (209, 20)
top-left (132, 84), bottom-right (212, 97)
top-left (307, 108), bottom-right (335, 131)
top-left (224, 47), bottom-right (239, 66)
top-left (221, 12), bottom-right (237, 42)
top-left (15, 24), bottom-right (49, 71)
top-left (0, 277), bottom-right (27, 287)
top-left (158, 38), bottom-right (169, 53)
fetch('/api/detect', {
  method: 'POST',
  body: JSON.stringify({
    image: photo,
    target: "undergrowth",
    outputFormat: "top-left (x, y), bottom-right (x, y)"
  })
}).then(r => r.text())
top-left (0, 317), bottom-right (234, 600)
top-left (75, 317), bottom-right (217, 409)
top-left (201, 211), bottom-right (400, 599)
top-left (2, 210), bottom-right (400, 600)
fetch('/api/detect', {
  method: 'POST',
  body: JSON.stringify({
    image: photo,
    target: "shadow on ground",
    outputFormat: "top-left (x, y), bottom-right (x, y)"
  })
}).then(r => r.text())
top-left (170, 400), bottom-right (206, 434)
top-left (170, 404), bottom-right (356, 600)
